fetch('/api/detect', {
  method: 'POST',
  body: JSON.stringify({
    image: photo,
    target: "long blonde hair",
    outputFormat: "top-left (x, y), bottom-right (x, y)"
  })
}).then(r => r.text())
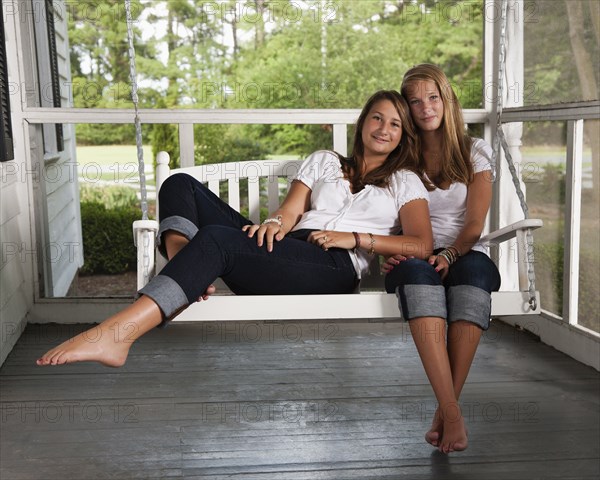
top-left (401, 64), bottom-right (473, 188)
top-left (338, 90), bottom-right (423, 192)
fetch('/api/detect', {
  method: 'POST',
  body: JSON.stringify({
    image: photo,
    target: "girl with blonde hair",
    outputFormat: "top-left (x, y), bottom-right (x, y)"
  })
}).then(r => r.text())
top-left (384, 64), bottom-right (501, 453)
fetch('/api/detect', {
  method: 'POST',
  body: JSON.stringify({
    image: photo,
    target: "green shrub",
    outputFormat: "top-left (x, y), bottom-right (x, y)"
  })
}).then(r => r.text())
top-left (76, 123), bottom-right (135, 145)
top-left (151, 123), bottom-right (270, 169)
top-left (577, 246), bottom-right (600, 332)
top-left (80, 185), bottom-right (138, 210)
top-left (80, 202), bottom-right (139, 275)
top-left (525, 162), bottom-right (566, 204)
top-left (533, 241), bottom-right (600, 331)
top-left (533, 242), bottom-right (564, 316)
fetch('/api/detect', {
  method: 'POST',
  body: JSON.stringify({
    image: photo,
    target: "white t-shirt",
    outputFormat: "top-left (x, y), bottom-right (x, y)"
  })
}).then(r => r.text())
top-left (428, 138), bottom-right (493, 254)
top-left (292, 150), bottom-right (429, 276)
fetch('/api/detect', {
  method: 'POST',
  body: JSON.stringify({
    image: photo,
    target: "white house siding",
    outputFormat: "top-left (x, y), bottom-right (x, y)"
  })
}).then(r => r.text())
top-left (37, 144), bottom-right (82, 297)
top-left (0, 162), bottom-right (34, 365)
top-left (1, 1), bottom-right (81, 365)
top-left (0, 2), bottom-right (34, 365)
top-left (30, 2), bottom-right (82, 297)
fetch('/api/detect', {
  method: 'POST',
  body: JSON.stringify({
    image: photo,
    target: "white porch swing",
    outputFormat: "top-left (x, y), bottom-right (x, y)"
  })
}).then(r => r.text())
top-left (129, 0), bottom-right (542, 322)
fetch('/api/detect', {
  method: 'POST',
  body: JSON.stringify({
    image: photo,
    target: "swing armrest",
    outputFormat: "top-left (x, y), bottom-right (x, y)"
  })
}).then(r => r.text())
top-left (480, 219), bottom-right (543, 245)
top-left (133, 219), bottom-right (160, 290)
top-left (132, 220), bottom-right (159, 246)
top-left (481, 219), bottom-right (543, 296)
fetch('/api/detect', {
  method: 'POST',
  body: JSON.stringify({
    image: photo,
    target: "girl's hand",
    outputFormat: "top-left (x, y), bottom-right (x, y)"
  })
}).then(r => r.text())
top-left (381, 254), bottom-right (408, 273)
top-left (307, 230), bottom-right (355, 251)
top-left (429, 254), bottom-right (450, 280)
top-left (198, 284), bottom-right (216, 302)
top-left (242, 223), bottom-right (285, 252)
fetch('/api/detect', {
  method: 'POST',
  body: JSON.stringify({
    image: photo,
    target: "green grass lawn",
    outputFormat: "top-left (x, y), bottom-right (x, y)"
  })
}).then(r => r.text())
top-left (75, 146), bottom-right (303, 184)
top-left (76, 145), bottom-right (154, 185)
top-left (76, 145), bottom-right (153, 167)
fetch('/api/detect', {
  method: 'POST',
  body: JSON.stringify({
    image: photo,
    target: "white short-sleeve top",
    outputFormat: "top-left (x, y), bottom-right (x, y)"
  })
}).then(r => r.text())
top-left (428, 138), bottom-right (493, 254)
top-left (292, 150), bottom-right (429, 276)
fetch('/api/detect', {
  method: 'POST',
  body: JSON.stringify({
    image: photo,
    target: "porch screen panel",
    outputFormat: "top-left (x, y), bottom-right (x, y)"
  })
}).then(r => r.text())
top-left (521, 121), bottom-right (567, 319)
top-left (524, 0), bottom-right (599, 106)
top-left (578, 121), bottom-right (599, 333)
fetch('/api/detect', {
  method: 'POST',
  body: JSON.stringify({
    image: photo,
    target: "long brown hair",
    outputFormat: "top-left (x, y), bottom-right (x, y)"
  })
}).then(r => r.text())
top-left (337, 90), bottom-right (422, 193)
top-left (401, 64), bottom-right (473, 187)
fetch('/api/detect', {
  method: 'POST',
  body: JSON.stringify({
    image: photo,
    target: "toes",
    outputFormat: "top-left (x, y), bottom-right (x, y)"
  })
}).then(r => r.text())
top-left (49, 354), bottom-right (60, 365)
top-left (425, 431), bottom-right (440, 447)
top-left (49, 349), bottom-right (69, 365)
top-left (453, 439), bottom-right (468, 452)
top-left (37, 348), bottom-right (58, 366)
top-left (438, 437), bottom-right (468, 454)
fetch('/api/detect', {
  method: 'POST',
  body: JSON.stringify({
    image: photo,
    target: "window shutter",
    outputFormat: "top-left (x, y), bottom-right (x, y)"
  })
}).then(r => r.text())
top-left (0, 12), bottom-right (15, 162)
top-left (44, 0), bottom-right (63, 151)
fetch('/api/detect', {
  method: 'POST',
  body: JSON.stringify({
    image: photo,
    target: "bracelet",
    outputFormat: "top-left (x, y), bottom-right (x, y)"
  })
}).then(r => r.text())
top-left (367, 233), bottom-right (375, 255)
top-left (262, 215), bottom-right (283, 228)
top-left (438, 249), bottom-right (456, 265)
top-left (447, 245), bottom-right (461, 258)
top-left (438, 250), bottom-right (452, 265)
top-left (352, 232), bottom-right (361, 250)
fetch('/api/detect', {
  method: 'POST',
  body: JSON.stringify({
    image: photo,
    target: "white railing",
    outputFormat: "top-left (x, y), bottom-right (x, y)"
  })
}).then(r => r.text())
top-left (22, 107), bottom-right (490, 166)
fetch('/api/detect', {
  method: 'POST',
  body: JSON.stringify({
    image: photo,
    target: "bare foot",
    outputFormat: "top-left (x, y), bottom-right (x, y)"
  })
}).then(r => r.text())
top-left (36, 319), bottom-right (133, 367)
top-left (438, 415), bottom-right (468, 453)
top-left (425, 408), bottom-right (443, 447)
top-left (36, 295), bottom-right (162, 368)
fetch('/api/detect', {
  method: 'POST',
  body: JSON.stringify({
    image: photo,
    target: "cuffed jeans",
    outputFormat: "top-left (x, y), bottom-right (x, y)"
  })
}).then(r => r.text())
top-left (384, 251), bottom-right (501, 330)
top-left (139, 173), bottom-right (357, 320)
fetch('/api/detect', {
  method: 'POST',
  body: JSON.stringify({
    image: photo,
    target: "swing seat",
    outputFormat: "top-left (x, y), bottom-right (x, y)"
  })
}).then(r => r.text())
top-left (133, 153), bottom-right (542, 321)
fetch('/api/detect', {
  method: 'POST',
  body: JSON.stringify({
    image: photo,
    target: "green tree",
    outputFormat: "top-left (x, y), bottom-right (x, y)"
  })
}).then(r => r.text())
top-left (565, 0), bottom-right (599, 203)
top-left (70, 0), bottom-right (486, 159)
top-left (68, 0), bottom-right (161, 144)
top-left (230, 0), bottom-right (484, 155)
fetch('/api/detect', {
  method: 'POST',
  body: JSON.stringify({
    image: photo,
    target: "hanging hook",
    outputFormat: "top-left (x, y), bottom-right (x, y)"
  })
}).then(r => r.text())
top-left (529, 296), bottom-right (537, 311)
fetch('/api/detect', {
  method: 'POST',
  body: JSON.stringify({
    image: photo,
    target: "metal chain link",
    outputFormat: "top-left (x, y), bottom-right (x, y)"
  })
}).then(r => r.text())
top-left (141, 231), bottom-right (152, 286)
top-left (124, 0), bottom-right (148, 222)
top-left (493, 0), bottom-right (537, 310)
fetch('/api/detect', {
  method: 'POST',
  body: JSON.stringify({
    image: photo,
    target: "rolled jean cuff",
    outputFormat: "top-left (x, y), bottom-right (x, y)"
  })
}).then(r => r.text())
top-left (157, 216), bottom-right (199, 257)
top-left (396, 284), bottom-right (447, 321)
top-left (447, 285), bottom-right (492, 330)
top-left (138, 274), bottom-right (189, 321)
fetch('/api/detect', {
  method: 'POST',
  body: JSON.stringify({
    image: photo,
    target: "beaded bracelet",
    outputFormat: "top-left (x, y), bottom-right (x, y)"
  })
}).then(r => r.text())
top-left (367, 233), bottom-right (375, 255)
top-left (262, 215), bottom-right (283, 228)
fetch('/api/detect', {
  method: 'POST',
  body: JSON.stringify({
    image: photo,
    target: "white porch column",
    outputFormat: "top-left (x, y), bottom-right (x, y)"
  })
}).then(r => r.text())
top-left (496, 0), bottom-right (526, 292)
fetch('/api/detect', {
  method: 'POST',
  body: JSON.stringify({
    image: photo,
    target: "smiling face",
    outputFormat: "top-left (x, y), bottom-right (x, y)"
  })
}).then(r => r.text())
top-left (361, 99), bottom-right (403, 160)
top-left (404, 80), bottom-right (445, 132)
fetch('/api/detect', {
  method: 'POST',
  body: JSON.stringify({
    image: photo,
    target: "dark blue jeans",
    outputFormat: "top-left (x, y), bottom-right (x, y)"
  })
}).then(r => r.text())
top-left (384, 250), bottom-right (501, 330)
top-left (139, 173), bottom-right (357, 319)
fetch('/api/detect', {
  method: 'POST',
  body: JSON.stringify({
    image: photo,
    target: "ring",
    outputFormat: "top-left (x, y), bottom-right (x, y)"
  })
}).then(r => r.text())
top-left (323, 236), bottom-right (328, 243)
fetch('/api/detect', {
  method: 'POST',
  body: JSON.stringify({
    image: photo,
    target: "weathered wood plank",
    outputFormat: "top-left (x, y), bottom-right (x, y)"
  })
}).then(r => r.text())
top-left (1, 320), bottom-right (598, 480)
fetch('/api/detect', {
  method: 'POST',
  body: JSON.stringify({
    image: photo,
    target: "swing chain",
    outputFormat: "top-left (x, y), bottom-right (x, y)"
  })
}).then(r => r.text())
top-left (493, 0), bottom-right (537, 311)
top-left (124, 0), bottom-right (148, 222)
top-left (141, 230), bottom-right (152, 286)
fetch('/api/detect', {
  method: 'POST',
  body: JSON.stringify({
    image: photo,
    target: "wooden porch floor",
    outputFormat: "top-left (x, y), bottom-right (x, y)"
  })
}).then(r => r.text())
top-left (1, 318), bottom-right (599, 480)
